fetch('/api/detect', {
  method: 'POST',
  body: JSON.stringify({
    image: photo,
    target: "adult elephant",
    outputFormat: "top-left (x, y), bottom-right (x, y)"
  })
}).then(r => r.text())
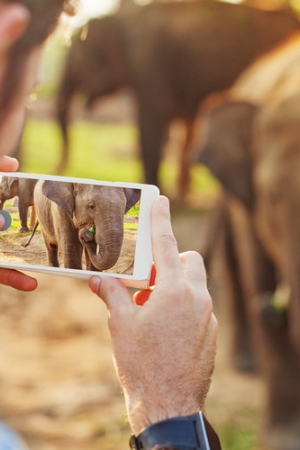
top-left (0, 176), bottom-right (37, 232)
top-left (56, 1), bottom-right (300, 192)
top-left (198, 96), bottom-right (300, 450)
top-left (34, 180), bottom-right (140, 271)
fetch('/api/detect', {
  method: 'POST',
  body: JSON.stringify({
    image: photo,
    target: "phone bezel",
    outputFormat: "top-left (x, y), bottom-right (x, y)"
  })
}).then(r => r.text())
top-left (0, 172), bottom-right (159, 288)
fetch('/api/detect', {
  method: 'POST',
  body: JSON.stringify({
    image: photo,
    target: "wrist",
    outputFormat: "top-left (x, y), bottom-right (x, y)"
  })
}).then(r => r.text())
top-left (125, 395), bottom-right (203, 435)
top-left (129, 412), bottom-right (221, 450)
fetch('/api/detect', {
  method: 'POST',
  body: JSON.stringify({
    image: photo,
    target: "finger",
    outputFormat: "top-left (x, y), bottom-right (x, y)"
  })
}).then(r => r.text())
top-left (0, 4), bottom-right (30, 50)
top-left (180, 251), bottom-right (208, 287)
top-left (0, 156), bottom-right (19, 172)
top-left (151, 196), bottom-right (181, 280)
top-left (89, 276), bottom-right (132, 311)
top-left (0, 269), bottom-right (37, 291)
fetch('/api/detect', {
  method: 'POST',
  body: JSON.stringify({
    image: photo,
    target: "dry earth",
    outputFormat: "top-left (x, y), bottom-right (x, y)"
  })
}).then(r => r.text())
top-left (0, 206), bottom-right (266, 450)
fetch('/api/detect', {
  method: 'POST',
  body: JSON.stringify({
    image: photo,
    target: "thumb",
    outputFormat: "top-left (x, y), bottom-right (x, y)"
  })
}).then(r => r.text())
top-left (0, 4), bottom-right (30, 51)
top-left (89, 276), bottom-right (132, 311)
top-left (0, 156), bottom-right (19, 172)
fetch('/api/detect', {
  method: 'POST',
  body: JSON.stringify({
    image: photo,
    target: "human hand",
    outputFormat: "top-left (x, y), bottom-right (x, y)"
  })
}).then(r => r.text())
top-left (0, 156), bottom-right (37, 291)
top-left (90, 196), bottom-right (218, 435)
top-left (0, 155), bottom-right (19, 172)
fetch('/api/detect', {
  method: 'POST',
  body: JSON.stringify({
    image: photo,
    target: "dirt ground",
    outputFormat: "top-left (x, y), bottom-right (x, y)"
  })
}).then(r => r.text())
top-left (0, 206), bottom-right (265, 450)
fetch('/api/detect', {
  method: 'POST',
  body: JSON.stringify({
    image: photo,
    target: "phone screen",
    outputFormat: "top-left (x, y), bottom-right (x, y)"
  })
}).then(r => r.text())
top-left (0, 175), bottom-right (142, 277)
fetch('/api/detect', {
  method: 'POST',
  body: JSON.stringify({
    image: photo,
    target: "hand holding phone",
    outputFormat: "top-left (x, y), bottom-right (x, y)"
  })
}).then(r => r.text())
top-left (0, 173), bottom-right (159, 288)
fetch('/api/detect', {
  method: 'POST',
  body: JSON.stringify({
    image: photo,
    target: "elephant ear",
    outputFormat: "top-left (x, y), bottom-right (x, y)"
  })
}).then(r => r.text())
top-left (198, 101), bottom-right (258, 209)
top-left (42, 181), bottom-right (75, 217)
top-left (7, 177), bottom-right (19, 196)
top-left (123, 188), bottom-right (141, 213)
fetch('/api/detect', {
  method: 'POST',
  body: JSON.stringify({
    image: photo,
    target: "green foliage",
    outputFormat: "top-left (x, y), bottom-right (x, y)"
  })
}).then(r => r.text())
top-left (213, 410), bottom-right (261, 450)
top-left (125, 201), bottom-right (140, 217)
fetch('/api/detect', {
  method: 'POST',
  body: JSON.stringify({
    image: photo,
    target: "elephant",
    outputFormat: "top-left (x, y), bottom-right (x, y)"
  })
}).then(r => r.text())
top-left (229, 31), bottom-right (300, 107)
top-left (197, 96), bottom-right (300, 449)
top-left (56, 0), bottom-right (300, 194)
top-left (0, 176), bottom-right (37, 232)
top-left (34, 180), bottom-right (140, 271)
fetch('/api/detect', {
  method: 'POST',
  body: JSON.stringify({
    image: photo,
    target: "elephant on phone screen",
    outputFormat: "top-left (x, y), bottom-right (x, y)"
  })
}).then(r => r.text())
top-left (56, 1), bottom-right (300, 191)
top-left (34, 180), bottom-right (140, 271)
top-left (0, 176), bottom-right (37, 232)
top-left (198, 97), bottom-right (300, 449)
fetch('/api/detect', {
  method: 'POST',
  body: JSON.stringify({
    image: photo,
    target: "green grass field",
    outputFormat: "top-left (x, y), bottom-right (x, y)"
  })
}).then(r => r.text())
top-left (21, 118), bottom-right (219, 201)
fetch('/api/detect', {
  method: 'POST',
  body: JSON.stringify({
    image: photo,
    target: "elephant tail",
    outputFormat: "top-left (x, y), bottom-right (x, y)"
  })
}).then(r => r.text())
top-left (22, 219), bottom-right (39, 248)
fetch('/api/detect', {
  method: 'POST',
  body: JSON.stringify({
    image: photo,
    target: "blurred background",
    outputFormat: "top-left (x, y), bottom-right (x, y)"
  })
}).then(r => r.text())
top-left (2, 0), bottom-right (300, 449)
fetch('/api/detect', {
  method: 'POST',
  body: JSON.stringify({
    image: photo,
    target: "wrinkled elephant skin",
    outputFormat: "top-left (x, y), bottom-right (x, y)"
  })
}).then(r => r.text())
top-left (34, 180), bottom-right (140, 271)
top-left (0, 176), bottom-right (37, 232)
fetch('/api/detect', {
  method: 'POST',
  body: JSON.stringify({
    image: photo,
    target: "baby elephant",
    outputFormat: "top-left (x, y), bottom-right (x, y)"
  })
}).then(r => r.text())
top-left (0, 176), bottom-right (37, 232)
top-left (34, 180), bottom-right (140, 271)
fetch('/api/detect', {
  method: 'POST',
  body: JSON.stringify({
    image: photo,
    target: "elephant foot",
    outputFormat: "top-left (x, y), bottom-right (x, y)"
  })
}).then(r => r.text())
top-left (262, 420), bottom-right (300, 450)
top-left (19, 226), bottom-right (30, 233)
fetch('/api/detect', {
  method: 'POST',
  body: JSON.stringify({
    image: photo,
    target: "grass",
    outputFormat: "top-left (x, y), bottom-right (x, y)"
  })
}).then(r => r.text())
top-left (21, 117), bottom-right (219, 201)
top-left (217, 412), bottom-right (261, 450)
top-left (21, 119), bottom-right (141, 181)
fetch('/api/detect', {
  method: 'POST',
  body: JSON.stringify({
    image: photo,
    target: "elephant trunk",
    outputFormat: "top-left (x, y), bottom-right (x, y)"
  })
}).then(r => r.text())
top-left (78, 226), bottom-right (123, 271)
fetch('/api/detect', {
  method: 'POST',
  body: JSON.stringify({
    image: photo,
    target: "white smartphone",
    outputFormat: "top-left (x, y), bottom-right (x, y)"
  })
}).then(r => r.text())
top-left (0, 173), bottom-right (159, 288)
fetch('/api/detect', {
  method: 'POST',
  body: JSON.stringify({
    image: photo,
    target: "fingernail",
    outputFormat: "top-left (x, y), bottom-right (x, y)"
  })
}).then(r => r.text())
top-left (0, 4), bottom-right (30, 40)
top-left (9, 4), bottom-right (30, 23)
top-left (0, 155), bottom-right (19, 169)
top-left (159, 195), bottom-right (170, 208)
top-left (90, 276), bottom-right (101, 294)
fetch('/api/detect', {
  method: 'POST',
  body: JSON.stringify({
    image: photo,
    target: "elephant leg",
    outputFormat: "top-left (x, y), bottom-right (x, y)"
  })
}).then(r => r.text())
top-left (29, 206), bottom-right (36, 230)
top-left (253, 294), bottom-right (300, 450)
top-left (138, 110), bottom-right (167, 187)
top-left (203, 196), bottom-right (258, 371)
top-left (18, 202), bottom-right (30, 232)
top-left (225, 250), bottom-right (258, 372)
top-left (177, 119), bottom-right (196, 198)
top-left (56, 79), bottom-right (77, 175)
top-left (223, 199), bottom-right (277, 374)
top-left (199, 198), bottom-right (257, 371)
top-left (45, 241), bottom-right (59, 267)
top-left (61, 240), bottom-right (83, 270)
top-left (222, 207), bottom-right (258, 372)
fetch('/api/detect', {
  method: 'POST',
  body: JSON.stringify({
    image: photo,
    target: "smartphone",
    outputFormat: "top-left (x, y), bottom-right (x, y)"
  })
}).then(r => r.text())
top-left (0, 173), bottom-right (159, 288)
